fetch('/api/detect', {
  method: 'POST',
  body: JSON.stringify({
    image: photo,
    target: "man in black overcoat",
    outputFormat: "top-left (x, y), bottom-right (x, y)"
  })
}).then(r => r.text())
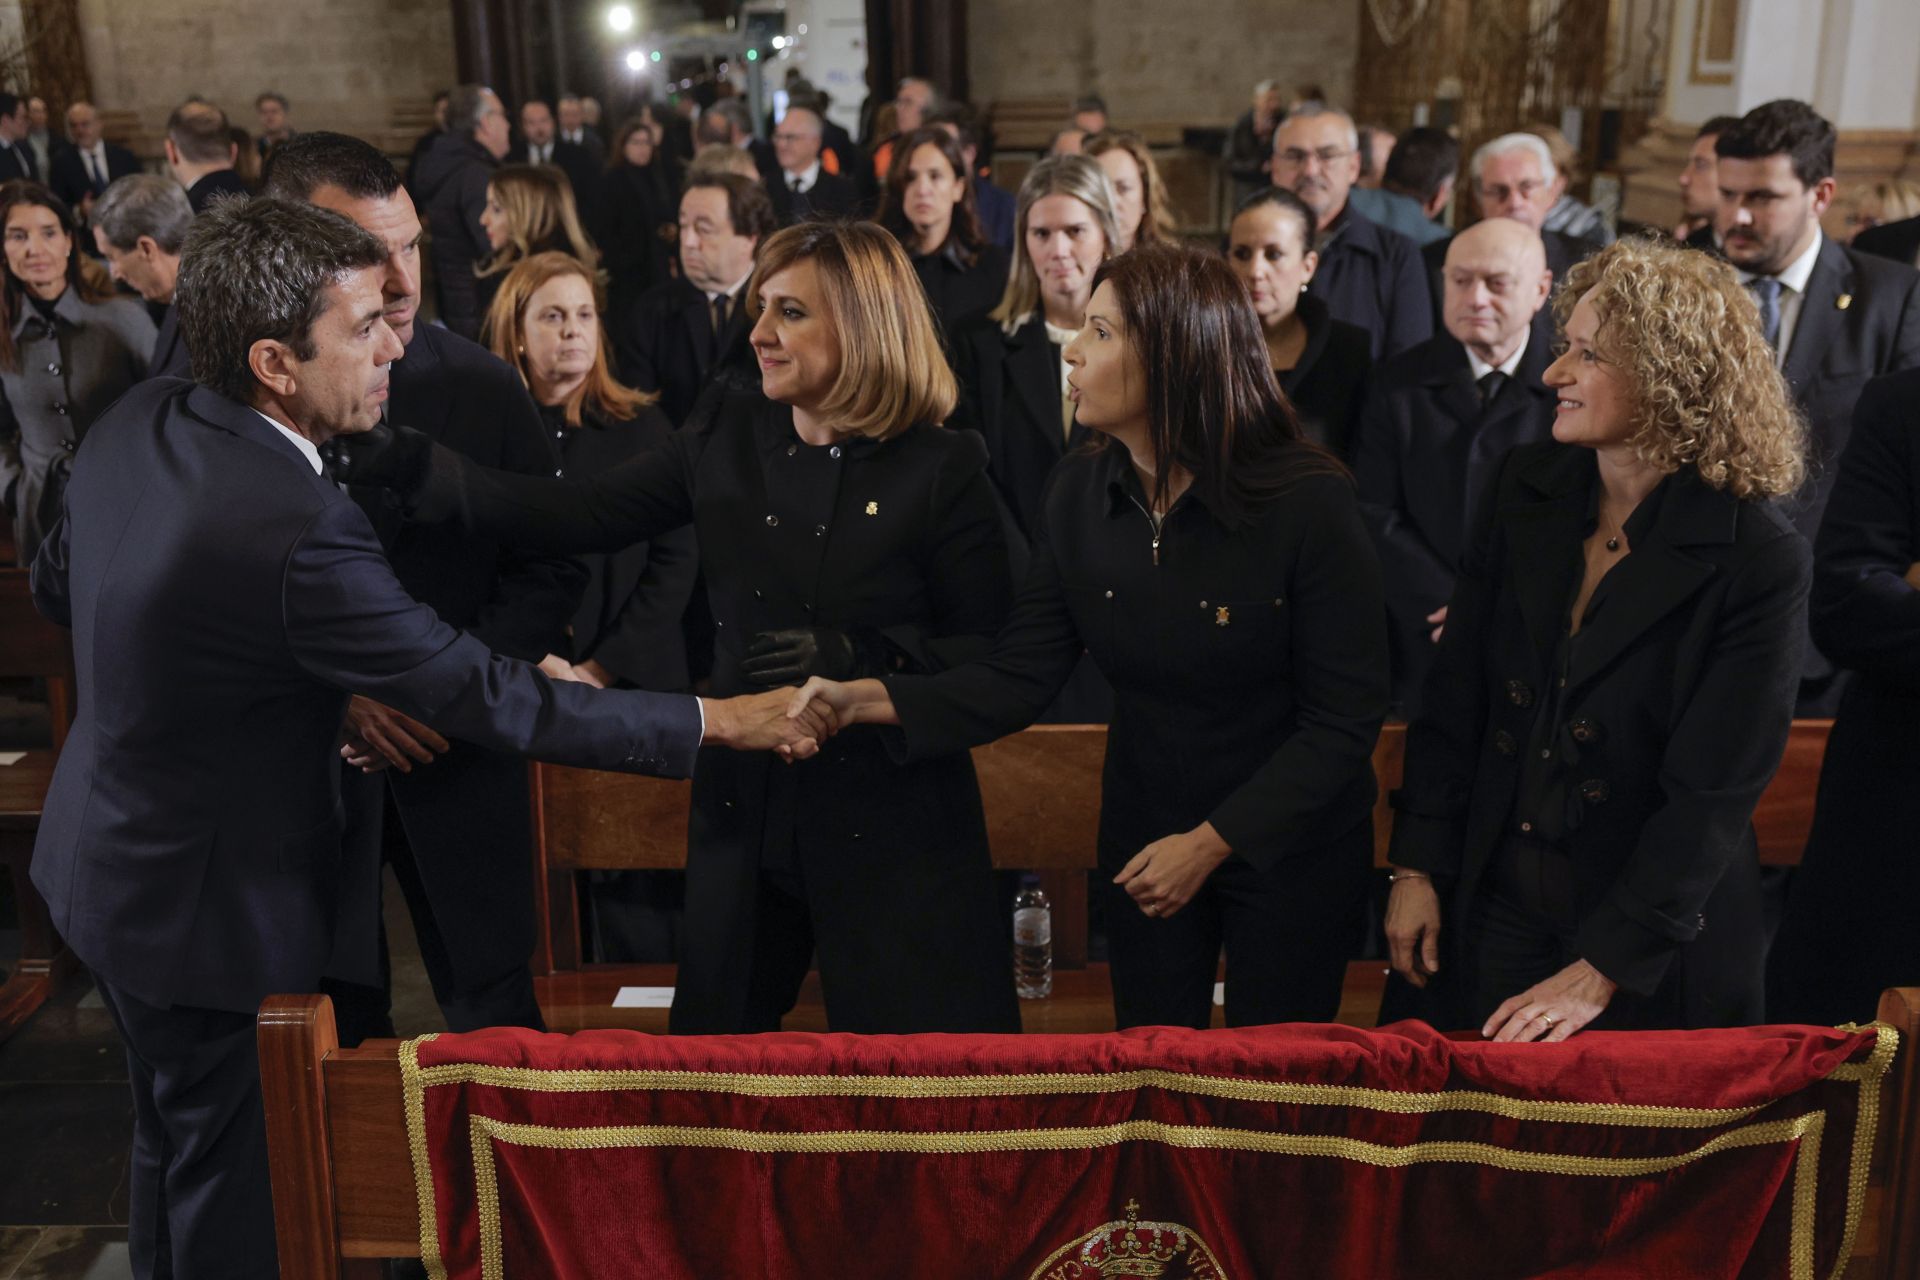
top-left (510, 98), bottom-right (602, 226)
top-left (413, 84), bottom-right (511, 339)
top-left (1711, 100), bottom-right (1920, 710)
top-left (267, 132), bottom-right (585, 1041)
top-left (1354, 219), bottom-right (1558, 717)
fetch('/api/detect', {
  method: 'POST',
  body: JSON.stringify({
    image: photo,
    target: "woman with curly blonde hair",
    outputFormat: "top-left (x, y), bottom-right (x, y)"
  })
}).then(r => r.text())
top-left (1383, 235), bottom-right (1811, 1038)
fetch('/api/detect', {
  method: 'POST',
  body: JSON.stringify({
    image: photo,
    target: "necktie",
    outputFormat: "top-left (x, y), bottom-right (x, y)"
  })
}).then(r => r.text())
top-left (86, 150), bottom-right (103, 195)
top-left (710, 294), bottom-right (730, 363)
top-left (1748, 277), bottom-right (1783, 351)
top-left (789, 174), bottom-right (803, 193)
top-left (1476, 369), bottom-right (1507, 410)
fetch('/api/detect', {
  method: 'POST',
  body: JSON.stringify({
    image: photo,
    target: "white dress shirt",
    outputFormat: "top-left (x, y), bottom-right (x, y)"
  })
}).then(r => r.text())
top-left (254, 409), bottom-right (322, 475)
top-left (1737, 228), bottom-right (1823, 368)
top-left (1466, 332), bottom-right (1529, 385)
top-left (784, 161), bottom-right (821, 194)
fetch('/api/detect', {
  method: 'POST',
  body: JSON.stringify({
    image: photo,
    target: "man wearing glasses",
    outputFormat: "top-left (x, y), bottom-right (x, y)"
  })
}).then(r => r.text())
top-left (1271, 104), bottom-right (1432, 360)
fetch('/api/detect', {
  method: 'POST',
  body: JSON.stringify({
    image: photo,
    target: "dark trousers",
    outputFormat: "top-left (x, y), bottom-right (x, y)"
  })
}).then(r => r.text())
top-left (95, 977), bottom-right (277, 1280)
top-left (1102, 819), bottom-right (1371, 1030)
top-left (321, 785), bottom-right (543, 1046)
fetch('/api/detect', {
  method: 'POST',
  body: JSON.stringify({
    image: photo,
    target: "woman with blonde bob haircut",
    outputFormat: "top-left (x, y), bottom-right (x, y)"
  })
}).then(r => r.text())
top-left (346, 219), bottom-right (1022, 1036)
top-left (1385, 236), bottom-right (1811, 1040)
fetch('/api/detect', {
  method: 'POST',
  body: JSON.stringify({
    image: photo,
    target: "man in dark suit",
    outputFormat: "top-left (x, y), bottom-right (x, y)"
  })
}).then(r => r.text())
top-left (90, 174), bottom-right (194, 379)
top-left (1355, 218), bottom-right (1557, 716)
top-left (31, 196), bottom-right (819, 1280)
top-left (557, 94), bottom-right (606, 168)
top-left (413, 83), bottom-right (511, 339)
top-left (511, 98), bottom-right (601, 225)
top-left (1271, 103), bottom-right (1431, 359)
top-left (1713, 99), bottom-right (1920, 709)
top-left (48, 101), bottom-right (140, 214)
top-left (1855, 213), bottom-right (1920, 269)
top-left (0, 91), bottom-right (36, 182)
top-left (770, 105), bottom-right (858, 223)
top-left (266, 130), bottom-right (586, 1042)
top-left (616, 173), bottom-right (774, 426)
top-left (699, 97), bottom-right (781, 189)
top-left (164, 99), bottom-right (249, 213)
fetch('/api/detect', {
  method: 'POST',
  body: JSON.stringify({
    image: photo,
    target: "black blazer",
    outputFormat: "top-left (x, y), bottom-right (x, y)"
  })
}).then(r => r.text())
top-left (773, 169), bottom-right (859, 223)
top-left (1389, 443), bottom-right (1811, 1026)
top-left (1352, 330), bottom-right (1557, 714)
top-left (1854, 215), bottom-right (1920, 269)
top-left (912, 240), bottom-right (1010, 342)
top-left (888, 441), bottom-right (1387, 876)
top-left (147, 303), bottom-right (191, 380)
top-left (950, 312), bottom-right (1086, 548)
top-left (28, 380), bottom-right (701, 1016)
top-left (1277, 292), bottom-right (1372, 458)
top-left (380, 389), bottom-right (1020, 1035)
top-left (553, 403), bottom-right (699, 692)
top-left (0, 140), bottom-right (34, 183)
top-left (510, 138), bottom-right (601, 224)
top-left (342, 322), bottom-right (585, 992)
top-left (48, 141), bottom-right (140, 206)
top-left (614, 275), bottom-right (756, 428)
top-left (598, 162), bottom-right (678, 315)
top-left (185, 168), bottom-right (250, 214)
top-left (1307, 203), bottom-right (1432, 360)
top-left (1770, 369), bottom-right (1920, 1023)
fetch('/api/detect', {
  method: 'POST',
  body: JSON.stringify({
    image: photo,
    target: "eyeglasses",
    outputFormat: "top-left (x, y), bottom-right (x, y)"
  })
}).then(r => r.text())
top-left (1273, 146), bottom-right (1352, 169)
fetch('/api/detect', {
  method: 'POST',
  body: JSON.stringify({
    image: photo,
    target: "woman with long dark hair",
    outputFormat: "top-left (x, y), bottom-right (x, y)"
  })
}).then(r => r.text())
top-left (876, 126), bottom-right (1009, 338)
top-left (791, 243), bottom-right (1389, 1029)
top-left (344, 221), bottom-right (1020, 1036)
top-left (0, 180), bottom-right (155, 564)
top-left (598, 114), bottom-right (680, 320)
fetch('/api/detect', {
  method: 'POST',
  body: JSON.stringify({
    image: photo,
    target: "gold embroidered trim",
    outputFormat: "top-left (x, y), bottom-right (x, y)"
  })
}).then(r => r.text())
top-left (400, 1034), bottom-right (448, 1280)
top-left (1825, 1023), bottom-right (1898, 1278)
top-left (407, 1062), bottom-right (1768, 1127)
top-left (463, 1112), bottom-right (1826, 1280)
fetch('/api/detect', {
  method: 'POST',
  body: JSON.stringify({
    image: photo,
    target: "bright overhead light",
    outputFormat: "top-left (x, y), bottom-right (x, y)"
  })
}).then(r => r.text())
top-left (606, 4), bottom-right (634, 33)
top-left (797, 23), bottom-right (807, 34)
top-left (624, 49), bottom-right (646, 71)
top-left (770, 35), bottom-right (786, 49)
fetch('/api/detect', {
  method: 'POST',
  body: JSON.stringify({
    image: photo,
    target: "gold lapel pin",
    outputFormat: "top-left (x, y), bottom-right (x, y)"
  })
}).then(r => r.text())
top-left (1214, 605), bottom-right (1231, 627)
top-left (865, 501), bottom-right (879, 516)
top-left (1837, 293), bottom-right (1853, 310)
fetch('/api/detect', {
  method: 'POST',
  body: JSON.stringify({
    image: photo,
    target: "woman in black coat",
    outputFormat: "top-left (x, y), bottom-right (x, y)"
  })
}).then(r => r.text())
top-left (789, 245), bottom-right (1389, 1030)
top-left (598, 116), bottom-right (680, 323)
top-left (1384, 238), bottom-right (1811, 1039)
top-left (1768, 368), bottom-right (1920, 1026)
top-left (350, 222), bottom-right (1020, 1036)
top-left (1225, 188), bottom-right (1372, 459)
top-left (877, 127), bottom-right (1009, 342)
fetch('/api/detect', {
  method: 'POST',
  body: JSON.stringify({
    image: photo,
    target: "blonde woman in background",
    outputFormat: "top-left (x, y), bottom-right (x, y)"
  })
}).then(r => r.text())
top-left (475, 163), bottom-right (599, 321)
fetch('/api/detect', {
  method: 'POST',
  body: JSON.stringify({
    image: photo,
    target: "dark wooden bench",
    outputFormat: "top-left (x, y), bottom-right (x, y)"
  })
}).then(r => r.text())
top-left (0, 568), bottom-right (75, 1041)
top-left (529, 719), bottom-right (1834, 1035)
top-left (257, 986), bottom-right (1920, 1279)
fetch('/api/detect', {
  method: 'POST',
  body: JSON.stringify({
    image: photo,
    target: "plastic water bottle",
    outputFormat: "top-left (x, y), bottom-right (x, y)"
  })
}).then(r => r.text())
top-left (1013, 875), bottom-right (1053, 999)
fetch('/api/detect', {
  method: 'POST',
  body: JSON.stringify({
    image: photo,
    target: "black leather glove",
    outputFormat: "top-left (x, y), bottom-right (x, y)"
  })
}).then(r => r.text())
top-left (331, 419), bottom-right (434, 493)
top-left (740, 627), bottom-right (858, 687)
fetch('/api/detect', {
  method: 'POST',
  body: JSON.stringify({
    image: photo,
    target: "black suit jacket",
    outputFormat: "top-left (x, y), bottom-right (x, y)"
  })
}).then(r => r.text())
top-left (1771, 369), bottom-right (1920, 1022)
top-left (510, 138), bottom-right (601, 224)
top-left (340, 322), bottom-right (585, 991)
top-left (1353, 331), bottom-right (1557, 714)
top-left (615, 276), bottom-right (756, 428)
top-left (48, 141), bottom-right (140, 206)
top-left (1390, 443), bottom-right (1810, 1025)
top-left (28, 380), bottom-right (701, 1015)
top-left (147, 303), bottom-right (190, 380)
top-left (377, 389), bottom-right (1021, 1034)
top-left (185, 168), bottom-right (250, 214)
top-left (1308, 203), bottom-right (1432, 360)
top-left (950, 312), bottom-right (1086, 549)
top-left (0, 140), bottom-right (35, 183)
top-left (1854, 216), bottom-right (1920, 268)
top-left (912, 240), bottom-right (1010, 341)
top-left (773, 169), bottom-right (859, 223)
top-left (1277, 291), bottom-right (1372, 459)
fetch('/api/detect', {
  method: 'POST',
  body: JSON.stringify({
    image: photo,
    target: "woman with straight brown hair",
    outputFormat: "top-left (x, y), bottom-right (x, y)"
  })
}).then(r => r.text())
top-left (792, 243), bottom-right (1390, 1029)
top-left (344, 220), bottom-right (1021, 1035)
top-left (876, 126), bottom-right (1010, 338)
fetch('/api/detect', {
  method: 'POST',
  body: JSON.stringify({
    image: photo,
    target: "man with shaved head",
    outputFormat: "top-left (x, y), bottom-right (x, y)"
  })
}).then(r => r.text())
top-left (1353, 217), bottom-right (1558, 714)
top-left (1272, 102), bottom-right (1431, 359)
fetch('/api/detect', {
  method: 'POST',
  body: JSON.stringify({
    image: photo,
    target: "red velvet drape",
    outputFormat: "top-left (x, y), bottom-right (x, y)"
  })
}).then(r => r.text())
top-left (402, 1020), bottom-right (1893, 1279)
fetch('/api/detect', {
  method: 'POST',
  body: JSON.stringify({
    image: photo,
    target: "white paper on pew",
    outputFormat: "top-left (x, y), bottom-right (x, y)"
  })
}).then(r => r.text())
top-left (612, 986), bottom-right (676, 1008)
top-left (0, 752), bottom-right (25, 766)
top-left (1213, 982), bottom-right (1224, 1006)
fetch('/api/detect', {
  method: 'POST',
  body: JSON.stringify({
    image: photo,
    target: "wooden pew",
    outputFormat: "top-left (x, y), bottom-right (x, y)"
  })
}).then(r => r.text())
top-left (0, 569), bottom-right (76, 1041)
top-left (257, 987), bottom-right (1920, 1279)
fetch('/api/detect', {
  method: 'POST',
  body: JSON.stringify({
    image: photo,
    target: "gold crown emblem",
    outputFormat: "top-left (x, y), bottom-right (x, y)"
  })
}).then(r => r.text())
top-left (1029, 1200), bottom-right (1228, 1280)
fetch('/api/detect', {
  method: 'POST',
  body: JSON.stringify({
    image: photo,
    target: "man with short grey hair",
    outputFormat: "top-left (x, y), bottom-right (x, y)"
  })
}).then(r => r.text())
top-left (31, 194), bottom-right (824, 1277)
top-left (413, 83), bottom-right (510, 337)
top-left (1271, 102), bottom-right (1431, 359)
top-left (771, 105), bottom-right (856, 222)
top-left (91, 173), bottom-right (194, 377)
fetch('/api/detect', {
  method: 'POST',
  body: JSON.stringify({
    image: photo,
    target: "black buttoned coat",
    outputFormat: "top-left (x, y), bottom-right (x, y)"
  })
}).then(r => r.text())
top-left (397, 386), bottom-right (1020, 1034)
top-left (1389, 444), bottom-right (1810, 1027)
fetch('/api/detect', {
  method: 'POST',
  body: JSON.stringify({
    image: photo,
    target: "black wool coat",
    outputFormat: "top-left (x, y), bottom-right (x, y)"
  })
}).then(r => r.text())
top-left (1390, 444), bottom-right (1810, 1027)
